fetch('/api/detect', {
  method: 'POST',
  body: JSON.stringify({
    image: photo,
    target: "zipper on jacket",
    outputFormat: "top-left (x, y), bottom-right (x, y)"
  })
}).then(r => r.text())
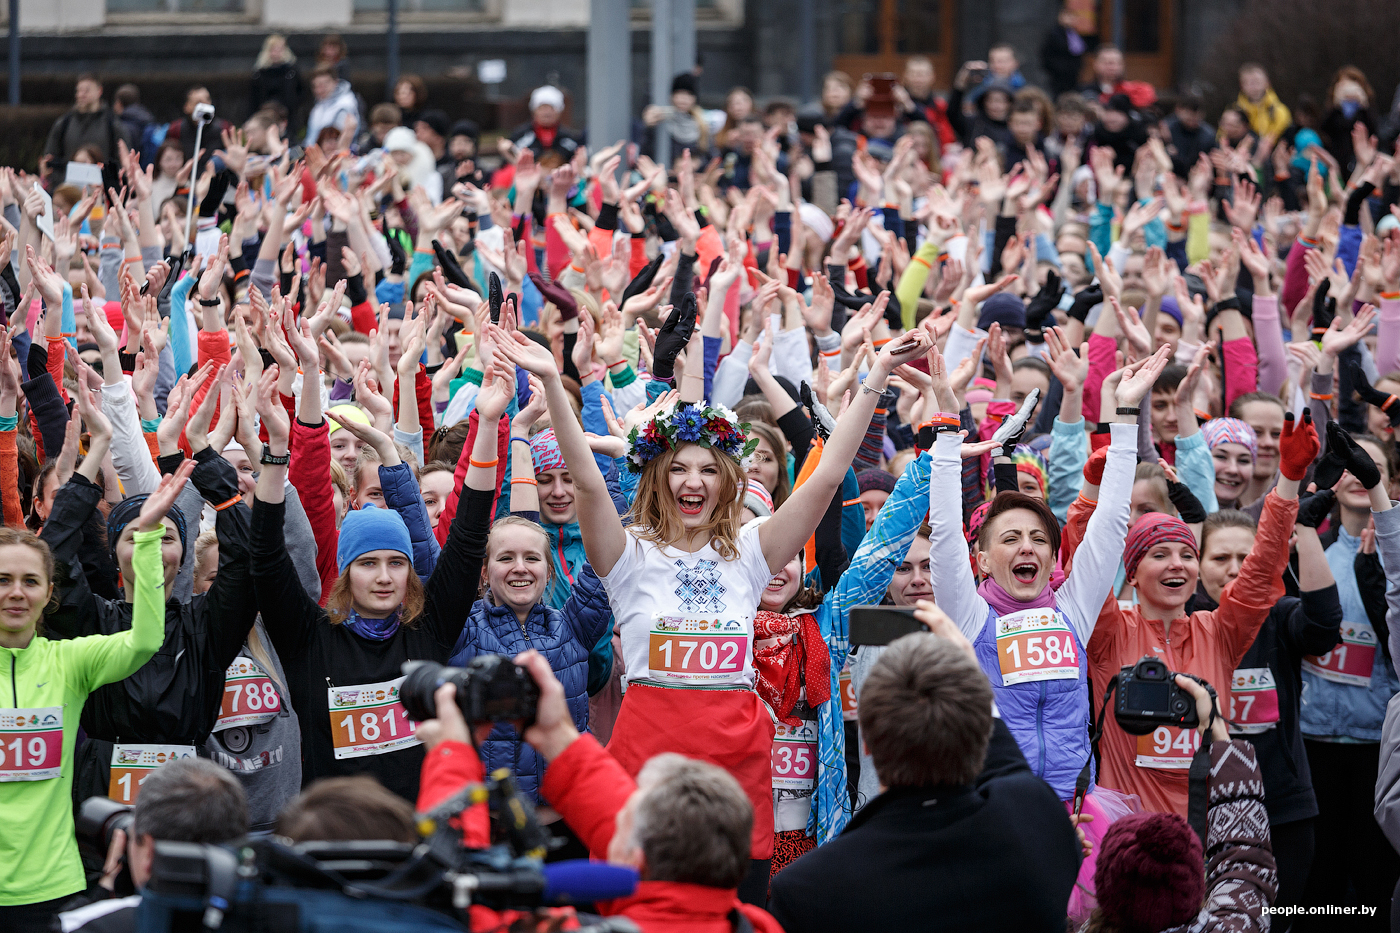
top-left (10, 655), bottom-right (16, 706)
top-left (1036, 680), bottom-right (1047, 776)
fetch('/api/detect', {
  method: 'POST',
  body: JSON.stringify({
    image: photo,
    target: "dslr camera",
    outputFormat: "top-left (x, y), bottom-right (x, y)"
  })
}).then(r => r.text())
top-left (1114, 656), bottom-right (1216, 735)
top-left (400, 655), bottom-right (539, 726)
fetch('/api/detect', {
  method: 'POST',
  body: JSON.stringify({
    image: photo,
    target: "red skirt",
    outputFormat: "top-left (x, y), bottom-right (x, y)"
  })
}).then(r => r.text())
top-left (605, 683), bottom-right (776, 859)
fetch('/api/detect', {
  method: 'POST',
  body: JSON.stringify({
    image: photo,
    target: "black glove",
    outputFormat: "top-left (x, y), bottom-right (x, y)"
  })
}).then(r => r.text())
top-left (650, 291), bottom-right (698, 380)
top-left (1024, 271), bottom-right (1065, 342)
top-left (385, 229), bottom-right (408, 277)
top-left (1310, 278), bottom-right (1335, 340)
top-left (1334, 420), bottom-right (1383, 489)
top-left (801, 381), bottom-right (837, 442)
top-left (433, 239), bottom-right (473, 290)
top-left (1066, 284), bottom-right (1103, 324)
top-left (1350, 360), bottom-right (1400, 427)
top-left (620, 252), bottom-right (664, 310)
top-left (488, 272), bottom-right (503, 325)
top-left (1296, 489), bottom-right (1337, 528)
top-left (1165, 476), bottom-right (1207, 524)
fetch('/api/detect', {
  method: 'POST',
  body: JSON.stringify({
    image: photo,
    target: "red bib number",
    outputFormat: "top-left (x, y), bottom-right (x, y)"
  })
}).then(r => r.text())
top-left (1228, 667), bottom-right (1280, 735)
top-left (328, 676), bottom-right (420, 760)
top-left (109, 744), bottom-right (197, 802)
top-left (1135, 726), bottom-right (1202, 769)
top-left (995, 608), bottom-right (1079, 686)
top-left (215, 658), bottom-right (281, 730)
top-left (0, 707), bottom-right (62, 781)
top-left (648, 616), bottom-right (748, 685)
top-left (838, 667), bottom-right (858, 722)
top-left (1303, 621), bottom-right (1377, 687)
top-left (771, 721), bottom-right (818, 791)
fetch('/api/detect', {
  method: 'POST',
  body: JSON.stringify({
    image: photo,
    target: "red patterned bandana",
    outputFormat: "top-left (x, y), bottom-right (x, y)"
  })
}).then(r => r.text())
top-left (753, 610), bottom-right (831, 726)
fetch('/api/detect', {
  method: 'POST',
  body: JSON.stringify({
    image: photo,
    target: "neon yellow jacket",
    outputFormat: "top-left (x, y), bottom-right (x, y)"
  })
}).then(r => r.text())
top-left (1236, 89), bottom-right (1292, 140)
top-left (0, 529), bottom-right (166, 906)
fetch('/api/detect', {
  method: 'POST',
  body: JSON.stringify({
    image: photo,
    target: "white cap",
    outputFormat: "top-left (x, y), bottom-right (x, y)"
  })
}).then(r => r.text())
top-left (529, 85), bottom-right (565, 113)
top-left (384, 126), bottom-right (417, 153)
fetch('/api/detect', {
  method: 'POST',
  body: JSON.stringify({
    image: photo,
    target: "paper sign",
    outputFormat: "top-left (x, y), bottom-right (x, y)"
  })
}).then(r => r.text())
top-left (65, 162), bottom-right (104, 188)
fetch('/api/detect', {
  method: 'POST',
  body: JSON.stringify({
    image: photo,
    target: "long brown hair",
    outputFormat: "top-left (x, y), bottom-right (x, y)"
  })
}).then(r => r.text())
top-left (628, 443), bottom-right (746, 560)
top-left (325, 565), bottom-right (425, 628)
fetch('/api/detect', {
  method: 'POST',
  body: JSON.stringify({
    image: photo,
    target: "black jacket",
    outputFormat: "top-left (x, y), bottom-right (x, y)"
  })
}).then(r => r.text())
top-left (40, 447), bottom-right (257, 803)
top-left (769, 719), bottom-right (1080, 933)
top-left (249, 485), bottom-right (491, 802)
top-left (1165, 115), bottom-right (1217, 177)
top-left (1186, 583), bottom-right (1342, 825)
top-left (1040, 26), bottom-right (1097, 99)
top-left (251, 62), bottom-right (302, 120)
top-left (1091, 118), bottom-right (1149, 170)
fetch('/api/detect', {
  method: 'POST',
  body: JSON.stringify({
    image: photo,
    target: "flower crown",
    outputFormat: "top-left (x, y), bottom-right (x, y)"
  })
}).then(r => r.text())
top-left (625, 402), bottom-right (758, 474)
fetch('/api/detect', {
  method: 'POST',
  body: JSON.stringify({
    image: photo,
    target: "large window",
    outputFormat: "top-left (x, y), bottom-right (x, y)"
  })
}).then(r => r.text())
top-left (107, 0), bottom-right (244, 11)
top-left (354, 0), bottom-right (488, 11)
top-left (833, 0), bottom-right (955, 86)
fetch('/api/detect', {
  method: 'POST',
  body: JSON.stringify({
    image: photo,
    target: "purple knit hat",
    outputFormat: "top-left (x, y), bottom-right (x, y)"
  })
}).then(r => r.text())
top-left (1200, 417), bottom-right (1258, 461)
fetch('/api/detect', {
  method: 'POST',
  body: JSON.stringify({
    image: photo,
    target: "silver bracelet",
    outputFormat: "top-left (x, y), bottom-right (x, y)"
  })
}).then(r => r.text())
top-left (860, 380), bottom-right (888, 397)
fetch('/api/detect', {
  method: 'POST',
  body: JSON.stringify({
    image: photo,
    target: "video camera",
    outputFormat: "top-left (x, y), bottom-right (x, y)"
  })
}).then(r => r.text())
top-left (134, 654), bottom-right (630, 933)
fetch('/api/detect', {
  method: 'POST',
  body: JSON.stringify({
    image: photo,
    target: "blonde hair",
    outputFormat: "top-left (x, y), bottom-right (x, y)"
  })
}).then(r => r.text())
top-left (193, 529), bottom-right (219, 593)
top-left (627, 443), bottom-right (746, 561)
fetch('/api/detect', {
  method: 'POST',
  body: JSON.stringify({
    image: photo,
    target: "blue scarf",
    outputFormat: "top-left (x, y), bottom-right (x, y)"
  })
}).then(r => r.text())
top-left (343, 610), bottom-right (401, 641)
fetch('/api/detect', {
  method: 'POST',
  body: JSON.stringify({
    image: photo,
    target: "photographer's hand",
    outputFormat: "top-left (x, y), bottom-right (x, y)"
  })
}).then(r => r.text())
top-left (1175, 675), bottom-right (1229, 744)
top-left (517, 649), bottom-right (580, 762)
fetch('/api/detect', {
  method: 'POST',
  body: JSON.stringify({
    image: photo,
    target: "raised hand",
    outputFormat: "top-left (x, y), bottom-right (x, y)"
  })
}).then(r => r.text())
top-left (1278, 409), bottom-right (1321, 482)
top-left (1114, 345), bottom-right (1173, 408)
top-left (137, 459), bottom-right (197, 534)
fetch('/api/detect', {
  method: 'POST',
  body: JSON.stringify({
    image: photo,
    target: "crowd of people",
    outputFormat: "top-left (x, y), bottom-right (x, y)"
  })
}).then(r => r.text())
top-left (7, 17), bottom-right (1400, 933)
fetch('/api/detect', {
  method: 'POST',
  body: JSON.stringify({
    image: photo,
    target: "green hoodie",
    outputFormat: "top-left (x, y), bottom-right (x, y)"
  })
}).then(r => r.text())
top-left (0, 529), bottom-right (167, 906)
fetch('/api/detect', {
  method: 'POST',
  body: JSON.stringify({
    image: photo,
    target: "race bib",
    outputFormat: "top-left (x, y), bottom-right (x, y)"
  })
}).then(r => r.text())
top-left (995, 608), bottom-right (1079, 686)
top-left (1135, 726), bottom-right (1202, 770)
top-left (0, 707), bottom-right (62, 781)
top-left (838, 668), bottom-right (858, 722)
top-left (647, 615), bottom-right (748, 685)
top-left (771, 721), bottom-right (818, 791)
top-left (215, 657), bottom-right (281, 731)
top-left (1303, 621), bottom-right (1377, 687)
top-left (110, 744), bottom-right (197, 802)
top-left (328, 676), bottom-right (420, 760)
top-left (1228, 667), bottom-right (1280, 735)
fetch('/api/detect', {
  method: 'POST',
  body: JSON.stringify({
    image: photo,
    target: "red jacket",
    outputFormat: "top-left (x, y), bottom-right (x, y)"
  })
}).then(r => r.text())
top-left (541, 734), bottom-right (786, 933)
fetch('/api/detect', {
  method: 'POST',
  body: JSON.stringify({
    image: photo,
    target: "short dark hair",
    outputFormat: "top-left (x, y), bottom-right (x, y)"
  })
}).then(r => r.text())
top-left (1055, 93), bottom-right (1088, 116)
top-left (276, 776), bottom-right (416, 843)
top-left (185, 85), bottom-right (208, 103)
top-left (1153, 363), bottom-right (1187, 395)
top-left (76, 73), bottom-right (101, 88)
top-left (114, 84), bottom-right (140, 107)
top-left (133, 758), bottom-right (248, 843)
top-left (976, 491), bottom-right (1062, 557)
top-left (311, 65), bottom-right (338, 82)
top-left (1176, 94), bottom-right (1204, 112)
top-left (632, 754), bottom-right (752, 888)
top-left (1012, 356), bottom-right (1051, 381)
top-left (859, 633), bottom-right (994, 787)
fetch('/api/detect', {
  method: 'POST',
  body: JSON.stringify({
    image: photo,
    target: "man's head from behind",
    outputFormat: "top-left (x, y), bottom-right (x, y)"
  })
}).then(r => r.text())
top-left (276, 775), bottom-right (418, 844)
top-left (129, 759), bottom-right (249, 887)
top-left (858, 633), bottom-right (994, 789)
top-left (609, 753), bottom-right (752, 889)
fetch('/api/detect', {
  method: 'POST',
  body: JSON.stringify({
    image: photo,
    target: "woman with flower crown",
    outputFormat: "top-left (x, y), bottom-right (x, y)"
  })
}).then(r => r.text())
top-left (491, 296), bottom-right (933, 902)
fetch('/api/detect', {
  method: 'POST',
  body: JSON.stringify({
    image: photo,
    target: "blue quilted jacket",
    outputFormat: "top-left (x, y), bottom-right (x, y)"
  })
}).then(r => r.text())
top-left (447, 562), bottom-right (613, 802)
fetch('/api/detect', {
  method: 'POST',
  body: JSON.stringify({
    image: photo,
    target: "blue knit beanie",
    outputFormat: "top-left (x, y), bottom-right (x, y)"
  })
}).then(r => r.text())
top-left (337, 505), bottom-right (414, 574)
top-left (977, 292), bottom-right (1027, 330)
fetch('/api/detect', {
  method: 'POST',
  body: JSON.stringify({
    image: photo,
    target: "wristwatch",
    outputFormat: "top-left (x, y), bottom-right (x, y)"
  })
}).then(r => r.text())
top-left (259, 444), bottom-right (290, 466)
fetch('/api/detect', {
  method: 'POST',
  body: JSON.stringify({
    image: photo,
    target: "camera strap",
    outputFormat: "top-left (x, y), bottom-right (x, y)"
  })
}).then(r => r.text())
top-left (1185, 701), bottom-right (1223, 849)
top-left (1072, 674), bottom-right (1121, 819)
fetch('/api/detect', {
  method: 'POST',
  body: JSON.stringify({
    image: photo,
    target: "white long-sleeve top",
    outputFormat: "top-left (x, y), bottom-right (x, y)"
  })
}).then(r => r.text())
top-left (927, 421), bottom-right (1138, 646)
top-left (102, 378), bottom-right (162, 497)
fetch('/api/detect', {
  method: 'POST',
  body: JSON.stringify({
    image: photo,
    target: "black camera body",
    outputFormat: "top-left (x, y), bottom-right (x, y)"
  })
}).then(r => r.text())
top-left (1114, 656), bottom-right (1215, 736)
top-left (400, 655), bottom-right (539, 726)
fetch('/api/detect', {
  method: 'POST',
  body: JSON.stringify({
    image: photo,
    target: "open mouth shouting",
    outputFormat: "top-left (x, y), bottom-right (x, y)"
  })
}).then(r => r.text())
top-left (1011, 560), bottom-right (1039, 584)
top-left (678, 495), bottom-right (706, 516)
top-left (1159, 576), bottom-right (1188, 590)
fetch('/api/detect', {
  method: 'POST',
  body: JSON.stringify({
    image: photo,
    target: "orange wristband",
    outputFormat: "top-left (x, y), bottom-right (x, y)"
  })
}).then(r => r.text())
top-left (469, 457), bottom-right (499, 469)
top-left (510, 477), bottom-right (538, 485)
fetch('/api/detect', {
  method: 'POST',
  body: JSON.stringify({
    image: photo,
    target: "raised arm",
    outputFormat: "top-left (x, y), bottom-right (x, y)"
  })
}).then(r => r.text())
top-left (493, 322), bottom-right (629, 576)
top-left (759, 326), bottom-right (932, 574)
